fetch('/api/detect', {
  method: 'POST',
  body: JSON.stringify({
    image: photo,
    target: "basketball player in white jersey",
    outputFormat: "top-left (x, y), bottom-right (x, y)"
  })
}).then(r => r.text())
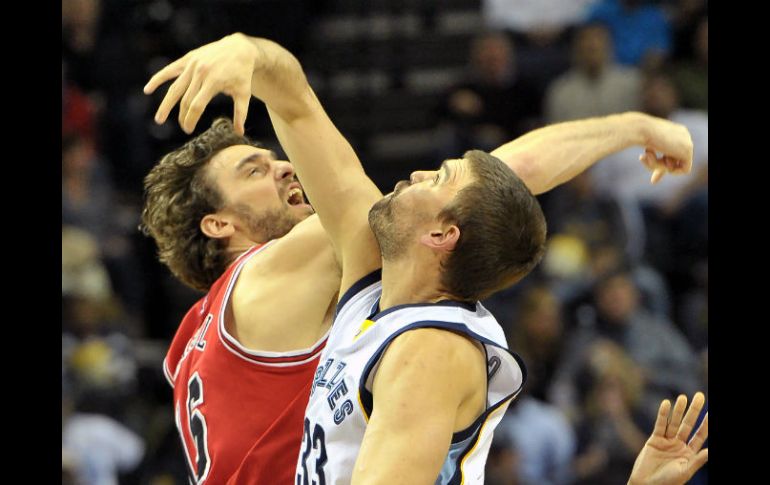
top-left (145, 34), bottom-right (696, 484)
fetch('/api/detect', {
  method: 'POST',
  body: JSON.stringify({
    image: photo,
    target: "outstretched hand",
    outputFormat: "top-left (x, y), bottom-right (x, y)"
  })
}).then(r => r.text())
top-left (628, 392), bottom-right (708, 485)
top-left (143, 33), bottom-right (257, 135)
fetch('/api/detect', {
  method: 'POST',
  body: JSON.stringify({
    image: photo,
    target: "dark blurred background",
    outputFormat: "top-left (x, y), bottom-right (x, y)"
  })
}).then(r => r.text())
top-left (62, 1), bottom-right (707, 483)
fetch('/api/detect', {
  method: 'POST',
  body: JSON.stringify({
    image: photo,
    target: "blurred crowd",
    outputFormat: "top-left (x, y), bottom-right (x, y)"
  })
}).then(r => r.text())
top-left (62, 0), bottom-right (707, 484)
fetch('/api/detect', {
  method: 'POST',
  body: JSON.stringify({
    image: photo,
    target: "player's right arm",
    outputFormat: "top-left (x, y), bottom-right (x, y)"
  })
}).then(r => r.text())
top-left (145, 33), bottom-right (383, 297)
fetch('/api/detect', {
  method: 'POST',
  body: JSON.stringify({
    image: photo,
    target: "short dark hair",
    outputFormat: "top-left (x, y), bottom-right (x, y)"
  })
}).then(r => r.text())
top-left (140, 118), bottom-right (259, 291)
top-left (437, 150), bottom-right (547, 301)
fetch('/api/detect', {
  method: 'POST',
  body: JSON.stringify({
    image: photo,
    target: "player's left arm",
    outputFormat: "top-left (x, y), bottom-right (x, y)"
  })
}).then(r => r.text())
top-left (491, 112), bottom-right (694, 195)
top-left (351, 328), bottom-right (485, 485)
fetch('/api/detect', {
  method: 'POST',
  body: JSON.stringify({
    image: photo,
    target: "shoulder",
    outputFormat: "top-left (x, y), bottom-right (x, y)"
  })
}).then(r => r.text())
top-left (385, 328), bottom-right (485, 377)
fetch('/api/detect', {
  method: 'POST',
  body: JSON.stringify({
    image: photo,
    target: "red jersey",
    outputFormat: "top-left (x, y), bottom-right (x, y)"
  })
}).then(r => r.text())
top-left (163, 243), bottom-right (327, 484)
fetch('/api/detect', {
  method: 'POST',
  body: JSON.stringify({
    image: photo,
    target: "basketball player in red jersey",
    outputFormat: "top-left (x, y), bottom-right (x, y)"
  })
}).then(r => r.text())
top-left (141, 118), bottom-right (339, 485)
top-left (142, 33), bottom-right (691, 484)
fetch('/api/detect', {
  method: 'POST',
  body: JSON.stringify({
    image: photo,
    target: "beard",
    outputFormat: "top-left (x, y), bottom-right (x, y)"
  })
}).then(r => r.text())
top-left (368, 183), bottom-right (413, 261)
top-left (232, 203), bottom-right (305, 242)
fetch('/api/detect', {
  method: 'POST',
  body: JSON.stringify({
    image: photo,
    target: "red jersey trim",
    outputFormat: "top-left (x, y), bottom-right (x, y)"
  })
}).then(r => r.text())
top-left (163, 357), bottom-right (174, 388)
top-left (217, 240), bottom-right (330, 367)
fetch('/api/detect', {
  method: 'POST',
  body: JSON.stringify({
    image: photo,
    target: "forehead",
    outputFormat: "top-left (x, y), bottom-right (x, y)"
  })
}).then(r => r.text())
top-left (442, 157), bottom-right (475, 188)
top-left (208, 144), bottom-right (274, 171)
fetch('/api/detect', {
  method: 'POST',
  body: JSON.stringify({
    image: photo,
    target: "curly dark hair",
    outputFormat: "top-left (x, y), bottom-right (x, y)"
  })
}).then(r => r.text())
top-left (140, 118), bottom-right (260, 291)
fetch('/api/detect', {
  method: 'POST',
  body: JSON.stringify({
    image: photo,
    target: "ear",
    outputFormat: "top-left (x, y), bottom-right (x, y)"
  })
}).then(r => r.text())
top-left (200, 213), bottom-right (236, 239)
top-left (419, 224), bottom-right (460, 253)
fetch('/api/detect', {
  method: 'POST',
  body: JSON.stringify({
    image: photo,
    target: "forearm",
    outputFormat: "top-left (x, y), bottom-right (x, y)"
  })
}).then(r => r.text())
top-left (491, 112), bottom-right (653, 195)
top-left (266, 93), bottom-right (382, 233)
top-left (241, 35), bottom-right (381, 248)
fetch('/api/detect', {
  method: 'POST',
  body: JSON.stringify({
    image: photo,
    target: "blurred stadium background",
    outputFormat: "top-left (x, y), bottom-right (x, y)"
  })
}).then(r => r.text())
top-left (62, 0), bottom-right (707, 483)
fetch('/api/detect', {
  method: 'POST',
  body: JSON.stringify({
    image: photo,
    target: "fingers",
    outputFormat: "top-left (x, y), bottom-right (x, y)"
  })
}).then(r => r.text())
top-left (183, 83), bottom-right (219, 136)
top-left (652, 398), bottom-right (671, 438)
top-left (651, 168), bottom-right (665, 184)
top-left (154, 66), bottom-right (194, 124)
top-left (143, 56), bottom-right (187, 95)
top-left (690, 448), bottom-right (708, 474)
top-left (688, 412), bottom-right (708, 452)
top-left (640, 149), bottom-right (689, 182)
top-left (666, 394), bottom-right (688, 439)
top-left (179, 67), bottom-right (205, 133)
top-left (677, 392), bottom-right (705, 442)
top-left (639, 149), bottom-right (656, 171)
top-left (232, 91), bottom-right (251, 136)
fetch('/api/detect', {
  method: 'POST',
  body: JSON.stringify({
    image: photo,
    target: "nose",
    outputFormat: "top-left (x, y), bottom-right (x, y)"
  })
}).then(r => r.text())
top-left (409, 170), bottom-right (434, 184)
top-left (273, 160), bottom-right (295, 181)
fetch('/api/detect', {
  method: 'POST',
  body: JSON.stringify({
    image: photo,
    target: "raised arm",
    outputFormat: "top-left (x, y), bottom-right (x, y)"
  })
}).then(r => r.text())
top-left (144, 33), bottom-right (383, 294)
top-left (491, 112), bottom-right (694, 195)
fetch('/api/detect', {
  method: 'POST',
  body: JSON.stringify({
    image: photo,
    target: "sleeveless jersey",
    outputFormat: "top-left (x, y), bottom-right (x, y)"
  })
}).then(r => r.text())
top-left (163, 242), bottom-right (328, 485)
top-left (295, 271), bottom-right (526, 485)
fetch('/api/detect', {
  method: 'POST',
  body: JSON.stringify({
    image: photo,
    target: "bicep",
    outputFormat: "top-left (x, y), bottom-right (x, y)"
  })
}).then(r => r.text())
top-left (351, 329), bottom-right (480, 485)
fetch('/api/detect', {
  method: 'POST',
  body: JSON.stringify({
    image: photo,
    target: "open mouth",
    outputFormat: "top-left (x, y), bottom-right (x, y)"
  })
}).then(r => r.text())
top-left (286, 187), bottom-right (305, 206)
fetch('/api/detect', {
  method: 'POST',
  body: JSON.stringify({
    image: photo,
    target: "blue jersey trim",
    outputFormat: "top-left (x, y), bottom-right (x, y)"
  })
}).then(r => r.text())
top-left (357, 320), bottom-right (527, 443)
top-left (371, 299), bottom-right (477, 322)
top-left (446, 395), bottom-right (516, 485)
top-left (335, 269), bottom-right (382, 317)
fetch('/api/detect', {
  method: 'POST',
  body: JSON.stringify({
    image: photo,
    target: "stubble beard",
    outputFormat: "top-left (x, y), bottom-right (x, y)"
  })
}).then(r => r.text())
top-left (368, 194), bottom-right (411, 261)
top-left (233, 203), bottom-right (307, 242)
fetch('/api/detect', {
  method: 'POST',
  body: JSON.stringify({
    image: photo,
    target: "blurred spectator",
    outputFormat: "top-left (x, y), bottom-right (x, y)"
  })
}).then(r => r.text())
top-left (585, 0), bottom-right (672, 69)
top-left (678, 261), bottom-right (708, 351)
top-left (62, 226), bottom-right (138, 415)
top-left (507, 286), bottom-right (567, 401)
top-left (62, 395), bottom-right (146, 485)
top-left (63, 131), bottom-right (147, 325)
top-left (483, 0), bottom-right (599, 41)
top-left (498, 396), bottom-right (576, 485)
top-left (550, 267), bottom-right (699, 423)
top-left (63, 66), bottom-right (97, 142)
top-left (435, 32), bottom-right (542, 159)
top-left (62, 134), bottom-right (116, 247)
top-left (62, 225), bottom-right (113, 306)
top-left (571, 340), bottom-right (652, 485)
top-left (544, 23), bottom-right (641, 122)
top-left (486, 433), bottom-right (522, 485)
top-left (542, 239), bottom-right (672, 329)
top-left (62, 0), bottom-right (102, 90)
top-left (481, 0), bottom-right (600, 86)
top-left (672, 15), bottom-right (707, 111)
top-left (540, 170), bottom-right (629, 250)
top-left (669, 0), bottom-right (708, 63)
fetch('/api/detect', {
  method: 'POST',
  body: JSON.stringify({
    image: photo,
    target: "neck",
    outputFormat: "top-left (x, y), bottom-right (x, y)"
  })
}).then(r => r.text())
top-left (379, 257), bottom-right (456, 311)
top-left (225, 233), bottom-right (268, 263)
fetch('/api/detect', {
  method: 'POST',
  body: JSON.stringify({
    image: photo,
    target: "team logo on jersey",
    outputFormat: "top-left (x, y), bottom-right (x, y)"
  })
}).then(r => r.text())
top-left (311, 357), bottom-right (354, 425)
top-left (353, 319), bottom-right (376, 341)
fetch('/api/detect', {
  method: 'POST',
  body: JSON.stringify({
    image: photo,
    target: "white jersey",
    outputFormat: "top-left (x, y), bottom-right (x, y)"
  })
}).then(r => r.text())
top-left (295, 271), bottom-right (526, 485)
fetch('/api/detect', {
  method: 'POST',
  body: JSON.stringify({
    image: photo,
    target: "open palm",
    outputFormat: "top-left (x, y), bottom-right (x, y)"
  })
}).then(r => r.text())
top-left (629, 392), bottom-right (708, 485)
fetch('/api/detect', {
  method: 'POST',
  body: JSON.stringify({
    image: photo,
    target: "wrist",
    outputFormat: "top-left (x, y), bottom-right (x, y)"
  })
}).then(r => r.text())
top-left (614, 111), bottom-right (652, 147)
